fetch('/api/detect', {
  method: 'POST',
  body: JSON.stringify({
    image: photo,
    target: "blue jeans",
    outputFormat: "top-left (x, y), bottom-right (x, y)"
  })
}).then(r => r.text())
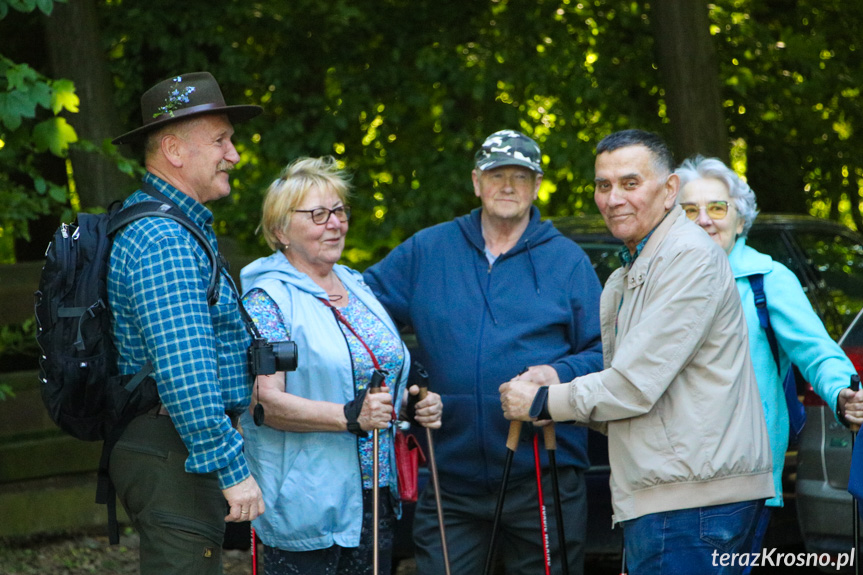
top-left (740, 506), bottom-right (771, 575)
top-left (622, 499), bottom-right (765, 575)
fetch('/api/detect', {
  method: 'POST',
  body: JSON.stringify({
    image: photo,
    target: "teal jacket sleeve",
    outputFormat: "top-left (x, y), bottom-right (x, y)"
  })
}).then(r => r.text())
top-left (766, 261), bottom-right (856, 420)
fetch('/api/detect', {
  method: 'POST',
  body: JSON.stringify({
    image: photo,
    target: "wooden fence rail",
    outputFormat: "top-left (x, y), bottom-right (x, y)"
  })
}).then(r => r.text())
top-left (0, 239), bottom-right (257, 538)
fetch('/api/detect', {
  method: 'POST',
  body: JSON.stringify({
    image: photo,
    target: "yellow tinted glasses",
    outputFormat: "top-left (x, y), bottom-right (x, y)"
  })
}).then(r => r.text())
top-left (681, 201), bottom-right (729, 221)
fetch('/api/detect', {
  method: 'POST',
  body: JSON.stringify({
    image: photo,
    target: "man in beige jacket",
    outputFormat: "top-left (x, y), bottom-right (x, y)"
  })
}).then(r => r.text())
top-left (500, 129), bottom-right (774, 575)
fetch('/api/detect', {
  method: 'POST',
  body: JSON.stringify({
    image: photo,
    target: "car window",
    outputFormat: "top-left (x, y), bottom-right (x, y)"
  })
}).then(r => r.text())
top-left (745, 229), bottom-right (835, 331)
top-left (793, 230), bottom-right (863, 337)
top-left (579, 242), bottom-right (622, 284)
top-left (745, 230), bottom-right (807, 284)
top-left (840, 311), bottom-right (863, 375)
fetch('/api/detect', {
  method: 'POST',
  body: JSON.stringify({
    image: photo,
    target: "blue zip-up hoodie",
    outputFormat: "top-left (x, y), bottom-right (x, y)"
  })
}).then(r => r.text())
top-left (240, 253), bottom-right (408, 551)
top-left (364, 206), bottom-right (603, 494)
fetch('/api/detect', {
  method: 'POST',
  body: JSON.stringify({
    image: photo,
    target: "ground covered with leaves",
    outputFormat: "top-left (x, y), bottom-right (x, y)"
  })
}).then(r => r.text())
top-left (0, 528), bottom-right (254, 575)
top-left (0, 528), bottom-right (419, 575)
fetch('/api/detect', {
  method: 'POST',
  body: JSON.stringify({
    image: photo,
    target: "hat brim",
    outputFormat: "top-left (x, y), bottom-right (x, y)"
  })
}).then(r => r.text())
top-left (112, 104), bottom-right (263, 145)
top-left (477, 158), bottom-right (544, 175)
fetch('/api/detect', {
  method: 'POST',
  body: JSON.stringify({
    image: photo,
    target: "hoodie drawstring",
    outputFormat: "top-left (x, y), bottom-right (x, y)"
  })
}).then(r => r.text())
top-left (476, 259), bottom-right (499, 325)
top-left (524, 240), bottom-right (540, 294)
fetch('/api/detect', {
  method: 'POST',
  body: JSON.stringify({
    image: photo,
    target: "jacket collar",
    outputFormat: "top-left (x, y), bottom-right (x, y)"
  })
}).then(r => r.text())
top-left (636, 205), bottom-right (683, 261)
top-left (456, 205), bottom-right (558, 255)
top-left (727, 236), bottom-right (772, 278)
top-left (623, 205), bottom-right (684, 289)
top-left (241, 252), bottom-right (370, 303)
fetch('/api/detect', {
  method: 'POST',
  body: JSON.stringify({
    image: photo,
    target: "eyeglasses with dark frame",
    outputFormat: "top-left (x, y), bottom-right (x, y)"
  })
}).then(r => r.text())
top-left (680, 201), bottom-right (730, 221)
top-left (292, 206), bottom-right (351, 225)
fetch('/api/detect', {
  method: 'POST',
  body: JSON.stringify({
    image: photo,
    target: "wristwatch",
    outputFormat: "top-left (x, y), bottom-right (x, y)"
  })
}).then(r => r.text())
top-left (529, 386), bottom-right (551, 421)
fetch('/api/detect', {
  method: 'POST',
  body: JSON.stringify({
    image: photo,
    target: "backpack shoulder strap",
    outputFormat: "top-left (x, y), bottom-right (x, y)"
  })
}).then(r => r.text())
top-left (749, 273), bottom-right (782, 375)
top-left (108, 200), bottom-right (221, 306)
top-left (748, 274), bottom-right (807, 440)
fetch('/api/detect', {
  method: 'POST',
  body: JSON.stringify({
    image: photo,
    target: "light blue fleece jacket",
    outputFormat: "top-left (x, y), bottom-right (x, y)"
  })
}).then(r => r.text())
top-left (239, 253), bottom-right (408, 551)
top-left (730, 237), bottom-right (855, 507)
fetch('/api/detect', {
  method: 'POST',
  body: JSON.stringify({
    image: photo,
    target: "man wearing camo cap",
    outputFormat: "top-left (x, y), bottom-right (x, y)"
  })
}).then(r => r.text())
top-left (365, 130), bottom-right (603, 574)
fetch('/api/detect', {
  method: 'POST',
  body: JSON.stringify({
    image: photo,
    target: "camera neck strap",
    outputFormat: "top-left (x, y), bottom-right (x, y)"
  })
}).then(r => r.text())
top-left (217, 270), bottom-right (263, 340)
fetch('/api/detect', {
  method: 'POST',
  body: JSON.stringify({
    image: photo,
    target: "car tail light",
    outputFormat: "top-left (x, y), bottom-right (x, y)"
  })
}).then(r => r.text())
top-left (843, 346), bottom-right (863, 374)
top-left (802, 383), bottom-right (826, 406)
top-left (837, 345), bottom-right (863, 402)
top-left (801, 347), bottom-right (863, 406)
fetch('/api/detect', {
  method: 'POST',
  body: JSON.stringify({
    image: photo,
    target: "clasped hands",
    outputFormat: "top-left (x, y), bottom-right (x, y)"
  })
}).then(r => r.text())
top-left (499, 367), bottom-right (863, 432)
top-left (498, 364), bottom-right (560, 423)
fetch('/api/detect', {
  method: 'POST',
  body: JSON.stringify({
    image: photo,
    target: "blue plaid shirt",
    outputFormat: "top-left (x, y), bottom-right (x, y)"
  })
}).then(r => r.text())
top-left (618, 232), bottom-right (654, 267)
top-left (108, 172), bottom-right (253, 489)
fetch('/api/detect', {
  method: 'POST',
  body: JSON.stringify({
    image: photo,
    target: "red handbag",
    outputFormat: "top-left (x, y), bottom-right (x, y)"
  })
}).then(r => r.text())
top-left (395, 430), bottom-right (426, 502)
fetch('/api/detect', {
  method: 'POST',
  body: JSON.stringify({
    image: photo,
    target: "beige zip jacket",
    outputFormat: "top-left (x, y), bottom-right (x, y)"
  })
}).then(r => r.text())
top-left (548, 206), bottom-right (774, 524)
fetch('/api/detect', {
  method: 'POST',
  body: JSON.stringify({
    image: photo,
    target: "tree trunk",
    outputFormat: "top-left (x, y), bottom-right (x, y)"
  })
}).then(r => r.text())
top-left (745, 137), bottom-right (808, 214)
top-left (651, 0), bottom-right (729, 165)
top-left (42, 0), bottom-right (135, 210)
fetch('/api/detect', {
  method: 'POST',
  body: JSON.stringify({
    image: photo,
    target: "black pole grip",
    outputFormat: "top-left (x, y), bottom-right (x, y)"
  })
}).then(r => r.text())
top-left (369, 369), bottom-right (385, 393)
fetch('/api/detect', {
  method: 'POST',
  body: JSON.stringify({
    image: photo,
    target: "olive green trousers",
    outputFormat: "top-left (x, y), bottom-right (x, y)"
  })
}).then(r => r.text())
top-left (110, 413), bottom-right (227, 575)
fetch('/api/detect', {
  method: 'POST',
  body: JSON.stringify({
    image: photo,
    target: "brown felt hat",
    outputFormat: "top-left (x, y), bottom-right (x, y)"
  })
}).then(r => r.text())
top-left (112, 72), bottom-right (262, 145)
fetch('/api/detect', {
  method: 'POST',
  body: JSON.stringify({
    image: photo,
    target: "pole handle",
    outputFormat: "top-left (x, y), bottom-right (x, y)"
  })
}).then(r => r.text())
top-left (506, 421), bottom-right (523, 452)
top-left (543, 423), bottom-right (557, 451)
top-left (369, 369), bottom-right (385, 393)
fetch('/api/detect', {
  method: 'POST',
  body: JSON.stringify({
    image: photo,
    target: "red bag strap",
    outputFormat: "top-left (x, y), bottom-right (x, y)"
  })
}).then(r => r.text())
top-left (318, 297), bottom-right (396, 419)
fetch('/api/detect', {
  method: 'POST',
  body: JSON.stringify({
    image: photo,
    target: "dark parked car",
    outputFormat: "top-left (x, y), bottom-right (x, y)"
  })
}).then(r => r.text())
top-left (395, 213), bottom-right (863, 570)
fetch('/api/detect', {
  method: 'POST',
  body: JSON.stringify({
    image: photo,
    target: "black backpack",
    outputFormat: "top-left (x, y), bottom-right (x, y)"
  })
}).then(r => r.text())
top-left (34, 186), bottom-right (221, 543)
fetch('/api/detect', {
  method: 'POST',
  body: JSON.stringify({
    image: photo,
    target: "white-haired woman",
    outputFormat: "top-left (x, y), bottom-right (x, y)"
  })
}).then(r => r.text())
top-left (239, 156), bottom-right (442, 575)
top-left (676, 155), bottom-right (863, 563)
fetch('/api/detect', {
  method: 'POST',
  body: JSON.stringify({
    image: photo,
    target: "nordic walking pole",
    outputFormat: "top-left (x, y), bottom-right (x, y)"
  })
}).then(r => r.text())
top-left (483, 419), bottom-right (522, 575)
top-left (851, 374), bottom-right (860, 575)
top-left (543, 423), bottom-right (569, 575)
top-left (250, 526), bottom-right (258, 575)
top-left (415, 365), bottom-right (452, 575)
top-left (370, 369), bottom-right (386, 575)
top-left (533, 433), bottom-right (552, 575)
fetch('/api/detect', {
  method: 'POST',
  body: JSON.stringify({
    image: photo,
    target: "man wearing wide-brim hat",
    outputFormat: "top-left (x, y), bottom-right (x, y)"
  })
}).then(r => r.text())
top-left (107, 72), bottom-right (265, 575)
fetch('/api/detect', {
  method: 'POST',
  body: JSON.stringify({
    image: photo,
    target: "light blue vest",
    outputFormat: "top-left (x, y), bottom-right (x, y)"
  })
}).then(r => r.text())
top-left (240, 253), bottom-right (407, 551)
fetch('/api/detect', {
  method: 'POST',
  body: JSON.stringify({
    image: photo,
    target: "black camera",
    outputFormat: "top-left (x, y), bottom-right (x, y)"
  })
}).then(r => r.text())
top-left (248, 338), bottom-right (298, 376)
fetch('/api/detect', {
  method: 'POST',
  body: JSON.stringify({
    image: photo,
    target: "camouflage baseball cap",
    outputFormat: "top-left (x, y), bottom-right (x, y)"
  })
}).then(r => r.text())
top-left (474, 129), bottom-right (544, 175)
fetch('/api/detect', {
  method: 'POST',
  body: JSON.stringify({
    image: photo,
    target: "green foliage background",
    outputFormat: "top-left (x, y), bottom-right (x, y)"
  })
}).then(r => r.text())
top-left (3, 0), bottom-right (863, 268)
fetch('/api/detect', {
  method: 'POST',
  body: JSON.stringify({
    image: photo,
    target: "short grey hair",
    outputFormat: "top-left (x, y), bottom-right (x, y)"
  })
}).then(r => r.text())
top-left (675, 155), bottom-right (759, 237)
top-left (596, 129), bottom-right (675, 177)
